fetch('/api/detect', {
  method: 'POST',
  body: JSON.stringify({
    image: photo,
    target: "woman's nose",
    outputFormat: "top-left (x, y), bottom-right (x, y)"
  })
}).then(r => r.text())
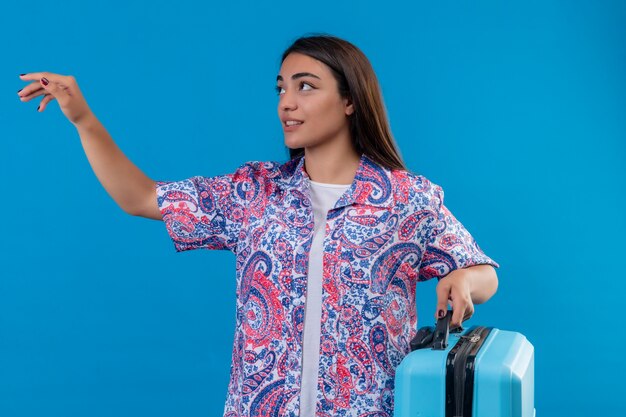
top-left (279, 89), bottom-right (297, 111)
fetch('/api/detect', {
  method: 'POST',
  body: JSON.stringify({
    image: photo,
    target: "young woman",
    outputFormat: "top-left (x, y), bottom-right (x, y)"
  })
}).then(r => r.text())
top-left (17, 34), bottom-right (499, 417)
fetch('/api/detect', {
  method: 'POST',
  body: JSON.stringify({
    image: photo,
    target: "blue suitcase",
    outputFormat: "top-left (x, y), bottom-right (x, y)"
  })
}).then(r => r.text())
top-left (394, 311), bottom-right (535, 417)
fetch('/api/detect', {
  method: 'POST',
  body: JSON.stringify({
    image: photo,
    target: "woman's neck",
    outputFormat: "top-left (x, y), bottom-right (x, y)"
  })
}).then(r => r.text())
top-left (303, 141), bottom-right (361, 185)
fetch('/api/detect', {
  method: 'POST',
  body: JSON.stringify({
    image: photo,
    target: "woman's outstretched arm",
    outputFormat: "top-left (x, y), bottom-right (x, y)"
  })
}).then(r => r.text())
top-left (74, 114), bottom-right (161, 220)
top-left (17, 72), bottom-right (161, 220)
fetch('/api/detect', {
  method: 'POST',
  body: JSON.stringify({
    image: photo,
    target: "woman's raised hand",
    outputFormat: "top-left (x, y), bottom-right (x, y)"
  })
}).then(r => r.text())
top-left (17, 72), bottom-right (94, 126)
top-left (16, 71), bottom-right (161, 220)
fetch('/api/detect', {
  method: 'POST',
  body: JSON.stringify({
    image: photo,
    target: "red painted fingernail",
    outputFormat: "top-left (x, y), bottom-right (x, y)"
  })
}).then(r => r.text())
top-left (438, 310), bottom-right (446, 318)
top-left (41, 77), bottom-right (49, 86)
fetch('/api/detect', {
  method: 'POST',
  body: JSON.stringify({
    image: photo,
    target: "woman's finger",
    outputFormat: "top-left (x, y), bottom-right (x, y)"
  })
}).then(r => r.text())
top-left (452, 301), bottom-right (474, 327)
top-left (37, 94), bottom-right (56, 112)
top-left (462, 307), bottom-right (474, 322)
top-left (451, 303), bottom-right (466, 329)
top-left (18, 81), bottom-right (45, 99)
top-left (19, 88), bottom-right (47, 102)
top-left (434, 279), bottom-right (452, 320)
top-left (450, 288), bottom-right (473, 328)
top-left (20, 72), bottom-right (70, 83)
top-left (20, 72), bottom-right (47, 80)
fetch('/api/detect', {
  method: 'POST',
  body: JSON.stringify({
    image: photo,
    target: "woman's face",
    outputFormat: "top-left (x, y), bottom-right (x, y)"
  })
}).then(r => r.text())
top-left (277, 52), bottom-right (354, 151)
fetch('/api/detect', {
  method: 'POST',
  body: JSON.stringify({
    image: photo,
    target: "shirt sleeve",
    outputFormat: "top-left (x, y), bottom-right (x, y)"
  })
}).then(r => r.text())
top-left (418, 181), bottom-right (500, 281)
top-left (155, 162), bottom-right (255, 253)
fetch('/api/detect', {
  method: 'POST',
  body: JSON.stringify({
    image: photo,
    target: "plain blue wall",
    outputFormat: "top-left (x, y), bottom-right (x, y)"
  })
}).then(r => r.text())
top-left (1, 0), bottom-right (624, 416)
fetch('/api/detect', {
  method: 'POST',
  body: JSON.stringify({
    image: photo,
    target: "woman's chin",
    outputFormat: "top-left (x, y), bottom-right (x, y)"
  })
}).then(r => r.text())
top-left (283, 137), bottom-right (303, 149)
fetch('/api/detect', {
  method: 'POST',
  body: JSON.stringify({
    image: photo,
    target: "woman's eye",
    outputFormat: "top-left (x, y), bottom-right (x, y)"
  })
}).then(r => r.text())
top-left (275, 82), bottom-right (314, 96)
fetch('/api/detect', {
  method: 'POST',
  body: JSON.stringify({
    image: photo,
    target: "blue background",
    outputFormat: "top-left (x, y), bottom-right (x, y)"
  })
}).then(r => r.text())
top-left (1, 0), bottom-right (624, 416)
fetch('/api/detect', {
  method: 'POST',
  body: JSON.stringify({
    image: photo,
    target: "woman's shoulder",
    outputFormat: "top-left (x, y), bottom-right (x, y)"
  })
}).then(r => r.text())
top-left (231, 159), bottom-right (285, 180)
top-left (388, 168), bottom-right (443, 208)
top-left (389, 167), bottom-right (440, 191)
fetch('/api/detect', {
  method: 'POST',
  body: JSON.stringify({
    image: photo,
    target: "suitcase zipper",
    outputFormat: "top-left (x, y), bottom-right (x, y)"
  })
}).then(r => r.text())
top-left (445, 326), bottom-right (493, 417)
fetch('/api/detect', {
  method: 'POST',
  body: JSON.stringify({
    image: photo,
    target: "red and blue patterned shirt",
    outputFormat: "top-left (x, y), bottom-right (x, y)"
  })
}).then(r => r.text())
top-left (155, 153), bottom-right (499, 417)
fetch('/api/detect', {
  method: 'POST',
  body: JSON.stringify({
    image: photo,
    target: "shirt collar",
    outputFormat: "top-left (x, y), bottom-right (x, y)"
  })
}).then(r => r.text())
top-left (277, 153), bottom-right (395, 209)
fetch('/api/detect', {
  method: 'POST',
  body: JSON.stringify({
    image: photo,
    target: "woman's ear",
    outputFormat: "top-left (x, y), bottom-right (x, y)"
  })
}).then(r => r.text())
top-left (344, 96), bottom-right (354, 116)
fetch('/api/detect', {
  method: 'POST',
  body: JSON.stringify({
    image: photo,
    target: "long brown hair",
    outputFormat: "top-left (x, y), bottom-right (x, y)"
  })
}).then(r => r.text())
top-left (279, 33), bottom-right (407, 171)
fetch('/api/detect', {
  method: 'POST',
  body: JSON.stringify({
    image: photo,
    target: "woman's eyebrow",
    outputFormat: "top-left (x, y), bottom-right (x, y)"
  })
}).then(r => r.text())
top-left (276, 72), bottom-right (321, 82)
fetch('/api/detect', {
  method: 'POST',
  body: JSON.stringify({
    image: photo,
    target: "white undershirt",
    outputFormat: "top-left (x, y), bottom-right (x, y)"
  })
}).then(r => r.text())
top-left (299, 178), bottom-right (351, 417)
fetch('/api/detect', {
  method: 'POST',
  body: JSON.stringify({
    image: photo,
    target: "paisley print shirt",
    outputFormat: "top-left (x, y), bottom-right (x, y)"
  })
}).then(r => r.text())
top-left (155, 153), bottom-right (499, 417)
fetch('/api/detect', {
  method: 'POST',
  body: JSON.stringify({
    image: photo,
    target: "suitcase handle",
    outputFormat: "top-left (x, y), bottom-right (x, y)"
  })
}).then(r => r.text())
top-left (411, 310), bottom-right (464, 351)
top-left (432, 309), bottom-right (453, 350)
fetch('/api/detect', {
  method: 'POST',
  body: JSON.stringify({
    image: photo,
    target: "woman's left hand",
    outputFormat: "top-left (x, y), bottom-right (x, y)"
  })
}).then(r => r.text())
top-left (434, 269), bottom-right (474, 329)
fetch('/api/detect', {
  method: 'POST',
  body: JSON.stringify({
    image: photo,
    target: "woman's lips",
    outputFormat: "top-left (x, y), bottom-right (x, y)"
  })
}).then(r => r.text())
top-left (283, 121), bottom-right (303, 132)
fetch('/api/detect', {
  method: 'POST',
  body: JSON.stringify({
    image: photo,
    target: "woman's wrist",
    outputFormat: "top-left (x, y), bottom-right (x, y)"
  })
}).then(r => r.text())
top-left (464, 264), bottom-right (498, 304)
top-left (73, 111), bottom-right (98, 132)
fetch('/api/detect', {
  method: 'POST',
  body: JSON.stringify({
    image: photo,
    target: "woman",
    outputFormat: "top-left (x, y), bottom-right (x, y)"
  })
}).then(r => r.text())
top-left (17, 34), bottom-right (498, 417)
